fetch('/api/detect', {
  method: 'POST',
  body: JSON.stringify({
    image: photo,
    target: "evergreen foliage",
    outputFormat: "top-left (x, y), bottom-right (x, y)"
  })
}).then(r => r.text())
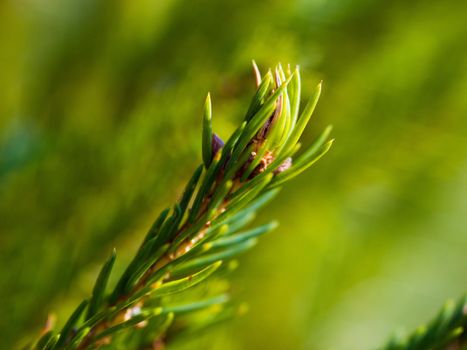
top-left (29, 63), bottom-right (333, 350)
top-left (381, 295), bottom-right (466, 350)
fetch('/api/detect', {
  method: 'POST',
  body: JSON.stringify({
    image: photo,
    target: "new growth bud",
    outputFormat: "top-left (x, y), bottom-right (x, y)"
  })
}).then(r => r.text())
top-left (211, 133), bottom-right (224, 159)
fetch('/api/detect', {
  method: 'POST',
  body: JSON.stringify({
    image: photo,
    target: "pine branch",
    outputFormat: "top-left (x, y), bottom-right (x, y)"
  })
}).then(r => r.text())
top-left (380, 294), bottom-right (467, 350)
top-left (30, 61), bottom-right (333, 350)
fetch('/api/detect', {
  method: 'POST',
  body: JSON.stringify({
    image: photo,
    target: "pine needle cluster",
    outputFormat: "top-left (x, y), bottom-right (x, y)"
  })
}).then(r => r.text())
top-left (381, 295), bottom-right (466, 350)
top-left (30, 62), bottom-right (333, 350)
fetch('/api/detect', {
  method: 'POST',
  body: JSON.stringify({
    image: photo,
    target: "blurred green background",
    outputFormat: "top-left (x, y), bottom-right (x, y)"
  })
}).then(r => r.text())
top-left (1, 0), bottom-right (466, 349)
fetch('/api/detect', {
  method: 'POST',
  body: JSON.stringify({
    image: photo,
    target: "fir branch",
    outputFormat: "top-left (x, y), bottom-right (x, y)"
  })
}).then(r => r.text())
top-left (380, 294), bottom-right (467, 350)
top-left (30, 61), bottom-right (333, 350)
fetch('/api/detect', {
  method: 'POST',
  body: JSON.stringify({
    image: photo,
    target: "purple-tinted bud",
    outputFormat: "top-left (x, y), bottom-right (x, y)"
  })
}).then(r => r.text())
top-left (274, 157), bottom-right (292, 175)
top-left (211, 133), bottom-right (224, 159)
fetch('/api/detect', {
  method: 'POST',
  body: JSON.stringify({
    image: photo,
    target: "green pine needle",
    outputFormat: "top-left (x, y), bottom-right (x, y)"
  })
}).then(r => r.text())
top-left (202, 93), bottom-right (213, 168)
